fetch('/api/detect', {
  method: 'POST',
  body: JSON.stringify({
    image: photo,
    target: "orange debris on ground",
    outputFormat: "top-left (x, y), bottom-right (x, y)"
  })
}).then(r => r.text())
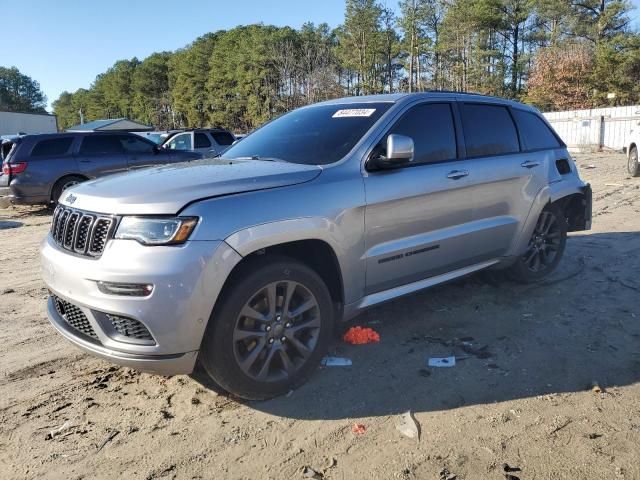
top-left (342, 326), bottom-right (380, 345)
top-left (351, 423), bottom-right (366, 435)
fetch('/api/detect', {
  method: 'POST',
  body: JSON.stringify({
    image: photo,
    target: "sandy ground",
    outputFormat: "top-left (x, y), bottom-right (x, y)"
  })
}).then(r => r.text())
top-left (1, 152), bottom-right (639, 480)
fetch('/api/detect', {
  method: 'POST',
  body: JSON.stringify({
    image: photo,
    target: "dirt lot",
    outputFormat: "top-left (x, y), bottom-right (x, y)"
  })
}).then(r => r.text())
top-left (1, 152), bottom-right (639, 480)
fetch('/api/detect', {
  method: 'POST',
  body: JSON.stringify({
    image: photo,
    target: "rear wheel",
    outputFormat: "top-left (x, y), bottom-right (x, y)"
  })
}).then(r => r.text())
top-left (51, 175), bottom-right (86, 204)
top-left (509, 203), bottom-right (567, 283)
top-left (200, 256), bottom-right (334, 400)
top-left (628, 146), bottom-right (639, 177)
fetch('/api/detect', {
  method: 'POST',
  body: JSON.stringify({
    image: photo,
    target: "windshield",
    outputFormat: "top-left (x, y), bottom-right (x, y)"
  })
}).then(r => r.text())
top-left (223, 102), bottom-right (393, 165)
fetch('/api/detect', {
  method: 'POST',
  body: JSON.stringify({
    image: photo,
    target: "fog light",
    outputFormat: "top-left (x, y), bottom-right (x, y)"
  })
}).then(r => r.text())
top-left (97, 281), bottom-right (154, 297)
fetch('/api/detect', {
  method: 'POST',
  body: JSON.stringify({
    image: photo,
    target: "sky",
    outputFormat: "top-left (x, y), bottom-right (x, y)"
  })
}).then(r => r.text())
top-left (2, 0), bottom-right (639, 112)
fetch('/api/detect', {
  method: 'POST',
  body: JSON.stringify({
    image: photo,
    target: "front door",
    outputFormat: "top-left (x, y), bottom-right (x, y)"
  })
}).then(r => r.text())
top-left (363, 102), bottom-right (478, 294)
top-left (118, 134), bottom-right (159, 169)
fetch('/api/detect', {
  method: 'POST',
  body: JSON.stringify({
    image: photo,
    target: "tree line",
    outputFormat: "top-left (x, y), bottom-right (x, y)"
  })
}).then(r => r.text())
top-left (0, 66), bottom-right (47, 113)
top-left (43, 0), bottom-right (640, 131)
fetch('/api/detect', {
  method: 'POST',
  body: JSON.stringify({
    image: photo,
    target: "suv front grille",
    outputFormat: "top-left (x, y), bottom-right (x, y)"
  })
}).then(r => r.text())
top-left (51, 205), bottom-right (116, 258)
top-left (52, 295), bottom-right (99, 341)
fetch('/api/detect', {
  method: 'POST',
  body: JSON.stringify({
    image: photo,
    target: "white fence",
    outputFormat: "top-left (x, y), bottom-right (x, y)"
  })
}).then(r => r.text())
top-left (543, 105), bottom-right (640, 152)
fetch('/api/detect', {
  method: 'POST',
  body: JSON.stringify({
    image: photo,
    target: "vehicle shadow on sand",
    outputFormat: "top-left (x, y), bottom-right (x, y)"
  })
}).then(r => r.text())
top-left (192, 231), bottom-right (640, 420)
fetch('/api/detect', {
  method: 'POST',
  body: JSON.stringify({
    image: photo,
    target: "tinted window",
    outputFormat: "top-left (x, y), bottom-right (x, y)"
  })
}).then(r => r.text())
top-left (80, 135), bottom-right (124, 155)
top-left (384, 103), bottom-right (457, 165)
top-left (31, 137), bottom-right (73, 157)
top-left (224, 103), bottom-right (393, 165)
top-left (513, 109), bottom-right (561, 151)
top-left (461, 104), bottom-right (519, 157)
top-left (211, 131), bottom-right (235, 146)
top-left (118, 135), bottom-right (155, 153)
top-left (194, 133), bottom-right (212, 148)
top-left (166, 133), bottom-right (192, 150)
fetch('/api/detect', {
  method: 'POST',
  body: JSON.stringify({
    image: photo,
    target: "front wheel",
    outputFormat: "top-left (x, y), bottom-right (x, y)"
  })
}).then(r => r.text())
top-left (509, 203), bottom-right (567, 283)
top-left (199, 256), bottom-right (334, 400)
top-left (628, 146), bottom-right (639, 177)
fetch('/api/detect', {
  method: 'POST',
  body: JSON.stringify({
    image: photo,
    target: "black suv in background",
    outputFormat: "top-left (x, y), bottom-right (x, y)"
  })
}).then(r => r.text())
top-left (0, 132), bottom-right (202, 205)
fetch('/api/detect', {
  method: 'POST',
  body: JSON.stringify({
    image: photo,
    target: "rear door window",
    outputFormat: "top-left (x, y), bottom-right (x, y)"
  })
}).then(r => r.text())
top-left (211, 131), bottom-right (235, 146)
top-left (512, 109), bottom-right (561, 151)
top-left (384, 103), bottom-right (457, 165)
top-left (194, 133), bottom-right (212, 148)
top-left (461, 104), bottom-right (520, 157)
top-left (79, 135), bottom-right (125, 155)
top-left (30, 137), bottom-right (74, 157)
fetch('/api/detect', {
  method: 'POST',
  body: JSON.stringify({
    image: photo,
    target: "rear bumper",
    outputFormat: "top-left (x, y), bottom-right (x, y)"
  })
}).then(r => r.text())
top-left (47, 296), bottom-right (198, 375)
top-left (0, 185), bottom-right (50, 205)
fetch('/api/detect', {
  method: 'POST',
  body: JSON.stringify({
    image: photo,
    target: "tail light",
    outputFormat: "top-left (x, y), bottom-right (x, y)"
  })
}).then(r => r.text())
top-left (2, 162), bottom-right (28, 175)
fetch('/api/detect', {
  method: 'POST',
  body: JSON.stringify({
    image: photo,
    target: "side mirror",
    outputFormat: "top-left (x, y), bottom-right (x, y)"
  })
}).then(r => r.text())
top-left (370, 134), bottom-right (414, 169)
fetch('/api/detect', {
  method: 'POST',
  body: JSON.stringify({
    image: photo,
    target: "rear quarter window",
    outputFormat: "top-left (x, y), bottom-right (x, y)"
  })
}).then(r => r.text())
top-left (30, 137), bottom-right (74, 157)
top-left (461, 104), bottom-right (520, 157)
top-left (513, 109), bottom-right (561, 151)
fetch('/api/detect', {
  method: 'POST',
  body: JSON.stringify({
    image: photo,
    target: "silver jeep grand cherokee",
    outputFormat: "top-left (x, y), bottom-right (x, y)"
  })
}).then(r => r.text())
top-left (41, 93), bottom-right (592, 399)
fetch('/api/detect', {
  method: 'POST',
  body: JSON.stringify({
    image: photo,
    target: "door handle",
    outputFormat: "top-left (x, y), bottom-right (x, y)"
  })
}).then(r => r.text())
top-left (447, 170), bottom-right (469, 180)
top-left (521, 160), bottom-right (540, 168)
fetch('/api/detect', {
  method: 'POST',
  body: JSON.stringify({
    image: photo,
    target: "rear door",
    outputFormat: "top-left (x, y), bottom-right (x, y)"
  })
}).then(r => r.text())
top-left (76, 135), bottom-right (129, 177)
top-left (457, 102), bottom-right (547, 258)
top-left (210, 130), bottom-right (236, 156)
top-left (193, 132), bottom-right (215, 157)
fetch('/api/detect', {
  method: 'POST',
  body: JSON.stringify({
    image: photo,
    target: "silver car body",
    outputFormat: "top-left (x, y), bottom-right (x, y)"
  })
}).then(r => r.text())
top-left (41, 93), bottom-right (591, 375)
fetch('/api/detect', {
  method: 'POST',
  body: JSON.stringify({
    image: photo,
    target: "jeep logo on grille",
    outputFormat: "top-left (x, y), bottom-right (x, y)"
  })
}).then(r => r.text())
top-left (65, 193), bottom-right (77, 204)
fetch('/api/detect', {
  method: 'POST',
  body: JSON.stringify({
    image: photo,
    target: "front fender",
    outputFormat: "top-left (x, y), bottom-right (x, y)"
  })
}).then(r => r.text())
top-left (224, 217), bottom-right (362, 304)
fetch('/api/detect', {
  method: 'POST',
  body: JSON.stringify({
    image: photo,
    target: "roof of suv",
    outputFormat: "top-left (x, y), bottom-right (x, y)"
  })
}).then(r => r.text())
top-left (316, 92), bottom-right (538, 112)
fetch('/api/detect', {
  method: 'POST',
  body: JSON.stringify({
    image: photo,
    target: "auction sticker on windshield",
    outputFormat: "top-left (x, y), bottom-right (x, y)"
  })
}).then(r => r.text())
top-left (332, 108), bottom-right (376, 118)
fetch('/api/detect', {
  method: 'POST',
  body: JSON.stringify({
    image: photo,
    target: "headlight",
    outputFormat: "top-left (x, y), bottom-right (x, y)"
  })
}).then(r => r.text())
top-left (115, 216), bottom-right (198, 245)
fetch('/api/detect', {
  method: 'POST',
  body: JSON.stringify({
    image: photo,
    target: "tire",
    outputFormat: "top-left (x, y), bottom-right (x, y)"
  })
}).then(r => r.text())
top-left (200, 255), bottom-right (335, 400)
top-left (628, 146), bottom-right (640, 177)
top-left (509, 203), bottom-right (567, 283)
top-left (51, 175), bottom-right (86, 204)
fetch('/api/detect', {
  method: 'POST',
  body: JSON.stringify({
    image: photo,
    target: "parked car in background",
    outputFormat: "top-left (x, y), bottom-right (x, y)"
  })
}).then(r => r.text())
top-left (161, 128), bottom-right (235, 157)
top-left (626, 130), bottom-right (639, 177)
top-left (133, 130), bottom-right (182, 145)
top-left (41, 93), bottom-right (591, 400)
top-left (0, 132), bottom-right (202, 205)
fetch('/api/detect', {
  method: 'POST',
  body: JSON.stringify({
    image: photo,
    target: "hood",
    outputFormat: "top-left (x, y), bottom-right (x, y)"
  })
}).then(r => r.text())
top-left (60, 159), bottom-right (322, 214)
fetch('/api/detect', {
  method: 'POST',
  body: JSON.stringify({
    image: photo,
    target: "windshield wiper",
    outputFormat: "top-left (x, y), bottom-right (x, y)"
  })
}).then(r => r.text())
top-left (233, 155), bottom-right (288, 163)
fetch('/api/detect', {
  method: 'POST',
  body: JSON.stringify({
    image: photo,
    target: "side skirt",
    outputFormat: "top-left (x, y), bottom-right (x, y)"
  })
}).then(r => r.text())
top-left (342, 259), bottom-right (500, 321)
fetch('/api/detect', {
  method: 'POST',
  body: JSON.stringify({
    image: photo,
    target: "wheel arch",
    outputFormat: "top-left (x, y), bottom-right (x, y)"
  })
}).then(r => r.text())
top-left (224, 238), bottom-right (345, 310)
top-left (223, 220), bottom-right (346, 310)
top-left (50, 173), bottom-right (90, 201)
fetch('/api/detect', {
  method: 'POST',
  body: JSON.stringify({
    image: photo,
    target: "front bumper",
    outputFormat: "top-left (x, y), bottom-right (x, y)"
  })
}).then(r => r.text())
top-left (47, 296), bottom-right (198, 375)
top-left (41, 235), bottom-right (242, 375)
